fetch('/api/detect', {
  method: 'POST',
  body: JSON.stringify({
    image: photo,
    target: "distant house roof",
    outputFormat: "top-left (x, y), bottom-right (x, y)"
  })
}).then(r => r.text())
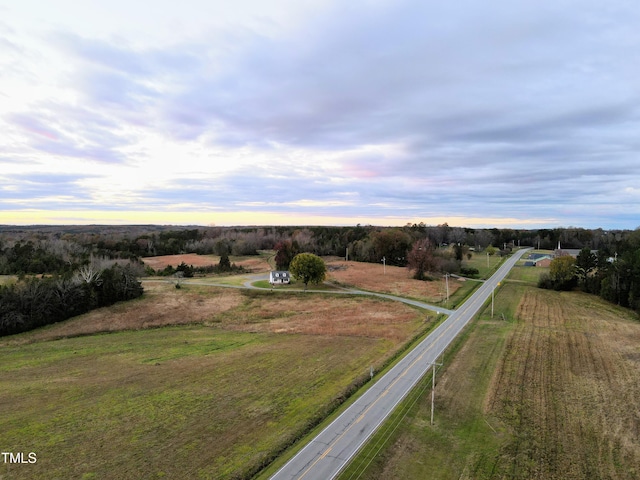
top-left (528, 253), bottom-right (553, 260)
top-left (269, 271), bottom-right (291, 283)
top-left (554, 248), bottom-right (597, 258)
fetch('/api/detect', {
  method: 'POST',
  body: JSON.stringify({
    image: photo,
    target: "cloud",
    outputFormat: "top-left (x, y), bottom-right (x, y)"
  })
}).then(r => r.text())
top-left (0, 173), bottom-right (96, 209)
top-left (6, 109), bottom-right (128, 163)
top-left (1, 0), bottom-right (639, 229)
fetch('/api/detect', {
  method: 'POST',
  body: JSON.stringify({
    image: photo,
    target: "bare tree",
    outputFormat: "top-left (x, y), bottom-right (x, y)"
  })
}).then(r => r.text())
top-left (407, 238), bottom-right (437, 280)
top-left (449, 227), bottom-right (466, 245)
top-left (73, 255), bottom-right (112, 285)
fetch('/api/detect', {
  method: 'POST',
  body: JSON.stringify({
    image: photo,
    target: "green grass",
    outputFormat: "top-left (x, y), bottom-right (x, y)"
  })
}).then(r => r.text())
top-left (0, 326), bottom-right (402, 479)
top-left (256, 312), bottom-right (448, 479)
top-left (445, 278), bottom-right (481, 309)
top-left (506, 264), bottom-right (547, 286)
top-left (463, 252), bottom-right (504, 279)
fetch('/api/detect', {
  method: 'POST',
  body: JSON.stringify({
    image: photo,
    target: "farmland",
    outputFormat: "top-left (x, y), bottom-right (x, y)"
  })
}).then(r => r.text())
top-left (142, 253), bottom-right (274, 273)
top-left (340, 262), bottom-right (640, 479)
top-left (325, 259), bottom-right (463, 304)
top-left (0, 281), bottom-right (431, 479)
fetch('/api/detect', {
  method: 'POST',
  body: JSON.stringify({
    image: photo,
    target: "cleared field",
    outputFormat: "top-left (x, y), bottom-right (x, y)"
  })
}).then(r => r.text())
top-left (485, 288), bottom-right (640, 479)
top-left (1, 283), bottom-right (244, 345)
top-left (340, 280), bottom-right (640, 479)
top-left (0, 284), bottom-right (428, 479)
top-left (325, 259), bottom-right (462, 304)
top-left (142, 253), bottom-right (272, 272)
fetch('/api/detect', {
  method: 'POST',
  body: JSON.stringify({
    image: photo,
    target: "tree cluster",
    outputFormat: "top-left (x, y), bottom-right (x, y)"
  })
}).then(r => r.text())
top-left (0, 239), bottom-right (85, 275)
top-left (0, 263), bottom-right (143, 337)
top-left (538, 232), bottom-right (640, 313)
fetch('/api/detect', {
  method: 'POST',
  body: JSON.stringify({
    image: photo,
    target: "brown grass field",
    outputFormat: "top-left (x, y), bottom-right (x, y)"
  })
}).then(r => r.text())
top-left (0, 282), bottom-right (431, 479)
top-left (142, 253), bottom-right (273, 272)
top-left (325, 259), bottom-right (461, 303)
top-left (0, 283), bottom-right (245, 345)
top-left (341, 278), bottom-right (640, 479)
top-left (142, 254), bottom-right (462, 304)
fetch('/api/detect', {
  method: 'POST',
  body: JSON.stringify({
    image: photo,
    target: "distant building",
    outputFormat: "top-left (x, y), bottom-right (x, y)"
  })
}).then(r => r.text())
top-left (553, 242), bottom-right (597, 259)
top-left (269, 271), bottom-right (291, 285)
top-left (535, 257), bottom-right (552, 268)
top-left (524, 253), bottom-right (553, 267)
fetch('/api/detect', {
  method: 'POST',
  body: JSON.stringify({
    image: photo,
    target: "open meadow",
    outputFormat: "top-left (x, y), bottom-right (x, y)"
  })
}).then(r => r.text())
top-left (0, 281), bottom-right (434, 479)
top-left (142, 253), bottom-right (273, 273)
top-left (325, 259), bottom-right (464, 305)
top-left (339, 259), bottom-right (640, 479)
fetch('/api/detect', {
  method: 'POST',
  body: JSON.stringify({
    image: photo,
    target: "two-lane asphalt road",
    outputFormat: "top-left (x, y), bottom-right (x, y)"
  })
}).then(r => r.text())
top-left (270, 248), bottom-right (531, 480)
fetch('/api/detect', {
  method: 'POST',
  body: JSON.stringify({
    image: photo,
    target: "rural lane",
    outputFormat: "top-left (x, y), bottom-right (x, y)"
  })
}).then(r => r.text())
top-left (269, 248), bottom-right (531, 480)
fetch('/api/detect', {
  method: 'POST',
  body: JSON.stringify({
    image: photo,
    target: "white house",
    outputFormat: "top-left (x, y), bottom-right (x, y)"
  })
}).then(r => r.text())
top-left (269, 271), bottom-right (291, 285)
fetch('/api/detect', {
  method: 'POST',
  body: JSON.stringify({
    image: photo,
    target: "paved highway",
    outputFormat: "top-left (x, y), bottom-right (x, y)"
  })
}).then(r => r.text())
top-left (270, 248), bottom-right (531, 480)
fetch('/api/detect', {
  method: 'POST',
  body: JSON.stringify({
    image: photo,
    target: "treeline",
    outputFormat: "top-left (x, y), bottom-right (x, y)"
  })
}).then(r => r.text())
top-left (539, 230), bottom-right (640, 313)
top-left (1, 223), bottom-right (639, 336)
top-left (2, 224), bottom-right (637, 275)
top-left (0, 263), bottom-right (143, 337)
top-left (0, 238), bottom-right (86, 275)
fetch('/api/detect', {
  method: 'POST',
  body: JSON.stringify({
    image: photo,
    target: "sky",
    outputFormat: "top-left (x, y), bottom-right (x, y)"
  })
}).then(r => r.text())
top-left (1, 0), bottom-right (639, 229)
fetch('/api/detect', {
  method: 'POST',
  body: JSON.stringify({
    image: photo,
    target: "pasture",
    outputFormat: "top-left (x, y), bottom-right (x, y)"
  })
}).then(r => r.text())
top-left (142, 253), bottom-right (273, 273)
top-left (0, 282), bottom-right (431, 479)
top-left (325, 259), bottom-right (462, 305)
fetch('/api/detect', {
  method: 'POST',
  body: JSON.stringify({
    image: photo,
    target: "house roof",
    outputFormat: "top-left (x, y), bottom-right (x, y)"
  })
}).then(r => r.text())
top-left (269, 270), bottom-right (290, 277)
top-left (528, 253), bottom-right (552, 260)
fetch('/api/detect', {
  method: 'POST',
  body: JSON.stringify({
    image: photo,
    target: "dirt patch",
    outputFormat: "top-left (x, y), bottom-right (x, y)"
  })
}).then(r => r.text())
top-left (325, 260), bottom-right (461, 302)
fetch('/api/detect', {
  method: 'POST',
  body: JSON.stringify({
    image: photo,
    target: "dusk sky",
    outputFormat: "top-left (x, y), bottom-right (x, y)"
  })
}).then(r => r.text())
top-left (1, 0), bottom-right (639, 229)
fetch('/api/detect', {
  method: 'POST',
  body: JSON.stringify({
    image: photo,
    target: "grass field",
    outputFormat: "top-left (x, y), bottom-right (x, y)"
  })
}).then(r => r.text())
top-left (325, 259), bottom-right (462, 304)
top-left (142, 253), bottom-right (273, 273)
top-left (338, 269), bottom-right (640, 479)
top-left (462, 252), bottom-right (503, 279)
top-left (0, 283), bottom-right (431, 479)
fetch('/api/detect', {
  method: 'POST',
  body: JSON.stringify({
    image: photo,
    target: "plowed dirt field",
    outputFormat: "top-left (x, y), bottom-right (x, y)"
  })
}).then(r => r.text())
top-left (484, 288), bottom-right (640, 479)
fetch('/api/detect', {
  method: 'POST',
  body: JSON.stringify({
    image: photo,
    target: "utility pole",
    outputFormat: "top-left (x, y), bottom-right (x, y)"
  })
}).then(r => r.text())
top-left (430, 360), bottom-right (443, 425)
top-left (491, 286), bottom-right (494, 318)
top-left (445, 274), bottom-right (449, 304)
top-left (491, 281), bottom-right (500, 318)
top-left (382, 256), bottom-right (386, 275)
